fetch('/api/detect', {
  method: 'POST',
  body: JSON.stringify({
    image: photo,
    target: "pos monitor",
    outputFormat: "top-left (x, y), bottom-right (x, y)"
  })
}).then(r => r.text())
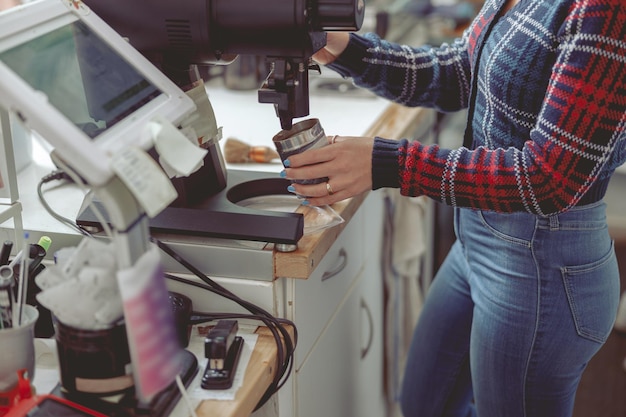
top-left (0, 0), bottom-right (196, 187)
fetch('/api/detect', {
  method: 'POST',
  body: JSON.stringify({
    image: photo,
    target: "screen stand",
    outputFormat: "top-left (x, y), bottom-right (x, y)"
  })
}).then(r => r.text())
top-left (77, 170), bottom-right (304, 251)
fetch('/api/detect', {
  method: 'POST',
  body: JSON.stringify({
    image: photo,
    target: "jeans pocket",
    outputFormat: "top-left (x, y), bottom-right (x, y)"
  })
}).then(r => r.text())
top-left (561, 241), bottom-right (620, 343)
top-left (477, 209), bottom-right (533, 246)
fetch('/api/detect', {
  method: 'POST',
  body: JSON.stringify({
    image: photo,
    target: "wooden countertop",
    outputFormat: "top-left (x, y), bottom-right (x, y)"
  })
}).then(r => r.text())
top-left (274, 103), bottom-right (432, 279)
top-left (196, 326), bottom-right (292, 417)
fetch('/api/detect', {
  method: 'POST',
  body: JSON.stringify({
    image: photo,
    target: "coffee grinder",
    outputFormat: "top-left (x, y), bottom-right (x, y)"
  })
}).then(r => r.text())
top-left (80, 0), bottom-right (366, 250)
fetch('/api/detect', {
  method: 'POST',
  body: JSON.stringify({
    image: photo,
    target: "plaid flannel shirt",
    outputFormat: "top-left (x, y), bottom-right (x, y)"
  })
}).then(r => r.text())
top-left (328, 0), bottom-right (626, 215)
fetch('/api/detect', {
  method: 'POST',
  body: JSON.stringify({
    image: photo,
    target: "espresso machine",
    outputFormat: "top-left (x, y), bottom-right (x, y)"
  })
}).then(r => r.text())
top-left (0, 2), bottom-right (367, 415)
top-left (78, 0), bottom-right (366, 249)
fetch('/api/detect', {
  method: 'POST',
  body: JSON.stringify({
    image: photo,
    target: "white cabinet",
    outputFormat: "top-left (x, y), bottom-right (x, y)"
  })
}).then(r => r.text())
top-left (290, 207), bottom-right (365, 369)
top-left (279, 190), bottom-right (385, 417)
top-left (166, 191), bottom-right (386, 417)
top-left (355, 254), bottom-right (385, 417)
top-left (294, 253), bottom-right (384, 417)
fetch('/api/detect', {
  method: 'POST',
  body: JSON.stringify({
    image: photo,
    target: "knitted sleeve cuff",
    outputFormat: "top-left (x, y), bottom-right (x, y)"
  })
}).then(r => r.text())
top-left (372, 137), bottom-right (402, 190)
top-left (326, 33), bottom-right (371, 79)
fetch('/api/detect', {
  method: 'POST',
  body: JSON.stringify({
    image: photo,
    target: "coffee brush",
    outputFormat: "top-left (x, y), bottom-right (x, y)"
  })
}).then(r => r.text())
top-left (224, 137), bottom-right (280, 163)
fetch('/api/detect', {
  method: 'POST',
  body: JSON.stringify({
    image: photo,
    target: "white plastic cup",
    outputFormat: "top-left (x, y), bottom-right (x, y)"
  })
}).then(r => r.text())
top-left (0, 305), bottom-right (39, 392)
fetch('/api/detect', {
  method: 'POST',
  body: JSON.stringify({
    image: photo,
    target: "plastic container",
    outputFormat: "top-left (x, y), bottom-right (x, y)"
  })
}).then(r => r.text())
top-left (0, 305), bottom-right (38, 392)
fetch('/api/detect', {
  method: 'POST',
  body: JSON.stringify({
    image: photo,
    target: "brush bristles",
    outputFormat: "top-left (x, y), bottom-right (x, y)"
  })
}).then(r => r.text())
top-left (224, 137), bottom-right (280, 163)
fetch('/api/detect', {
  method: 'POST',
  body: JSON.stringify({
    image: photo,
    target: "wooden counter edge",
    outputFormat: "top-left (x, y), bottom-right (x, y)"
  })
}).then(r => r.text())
top-left (195, 325), bottom-right (294, 417)
top-left (274, 103), bottom-right (432, 279)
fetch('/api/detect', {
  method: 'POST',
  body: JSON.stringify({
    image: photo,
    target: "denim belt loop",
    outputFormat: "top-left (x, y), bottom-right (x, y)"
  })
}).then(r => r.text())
top-left (549, 214), bottom-right (559, 231)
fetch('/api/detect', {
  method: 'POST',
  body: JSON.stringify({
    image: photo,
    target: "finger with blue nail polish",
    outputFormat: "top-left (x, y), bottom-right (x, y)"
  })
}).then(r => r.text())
top-left (283, 159), bottom-right (291, 167)
top-left (280, 170), bottom-right (287, 178)
top-left (287, 185), bottom-right (296, 194)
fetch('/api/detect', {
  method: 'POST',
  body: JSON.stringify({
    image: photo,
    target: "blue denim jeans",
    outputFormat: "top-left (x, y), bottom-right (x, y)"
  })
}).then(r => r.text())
top-left (400, 201), bottom-right (621, 417)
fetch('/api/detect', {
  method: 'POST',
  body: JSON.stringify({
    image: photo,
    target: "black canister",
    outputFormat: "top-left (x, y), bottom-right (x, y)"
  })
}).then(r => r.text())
top-left (54, 319), bottom-right (133, 396)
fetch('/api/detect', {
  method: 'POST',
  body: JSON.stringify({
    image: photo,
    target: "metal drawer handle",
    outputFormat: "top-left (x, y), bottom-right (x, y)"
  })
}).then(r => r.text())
top-left (321, 248), bottom-right (348, 282)
top-left (360, 298), bottom-right (374, 360)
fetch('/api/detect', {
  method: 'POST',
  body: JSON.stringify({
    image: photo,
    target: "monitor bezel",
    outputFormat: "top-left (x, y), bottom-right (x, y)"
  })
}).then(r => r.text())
top-left (0, 0), bottom-right (196, 186)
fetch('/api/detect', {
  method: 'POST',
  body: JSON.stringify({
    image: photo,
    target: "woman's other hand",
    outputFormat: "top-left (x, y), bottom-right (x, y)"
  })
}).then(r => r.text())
top-left (312, 32), bottom-right (351, 65)
top-left (282, 135), bottom-right (375, 206)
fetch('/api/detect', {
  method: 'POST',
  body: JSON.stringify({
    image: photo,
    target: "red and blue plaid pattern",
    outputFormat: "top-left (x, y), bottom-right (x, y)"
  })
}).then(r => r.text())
top-left (330, 0), bottom-right (626, 215)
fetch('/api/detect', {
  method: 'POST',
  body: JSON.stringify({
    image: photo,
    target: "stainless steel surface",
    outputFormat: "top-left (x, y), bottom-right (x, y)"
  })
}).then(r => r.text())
top-left (272, 118), bottom-right (328, 189)
top-left (273, 119), bottom-right (326, 155)
top-left (275, 243), bottom-right (298, 253)
top-left (154, 233), bottom-right (277, 281)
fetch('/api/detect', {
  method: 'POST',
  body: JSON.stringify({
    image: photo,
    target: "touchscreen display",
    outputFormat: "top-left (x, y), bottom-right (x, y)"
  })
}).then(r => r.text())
top-left (0, 20), bottom-right (162, 139)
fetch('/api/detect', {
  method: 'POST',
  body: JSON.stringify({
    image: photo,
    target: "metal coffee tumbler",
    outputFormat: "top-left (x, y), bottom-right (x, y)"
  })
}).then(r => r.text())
top-left (273, 118), bottom-right (328, 197)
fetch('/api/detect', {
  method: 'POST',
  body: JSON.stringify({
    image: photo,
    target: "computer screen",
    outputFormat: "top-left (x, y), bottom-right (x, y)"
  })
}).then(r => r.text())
top-left (0, 0), bottom-right (195, 186)
top-left (0, 20), bottom-right (162, 139)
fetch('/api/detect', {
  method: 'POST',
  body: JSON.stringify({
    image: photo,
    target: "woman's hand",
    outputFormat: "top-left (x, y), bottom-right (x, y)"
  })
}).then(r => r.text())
top-left (312, 32), bottom-right (351, 65)
top-left (281, 135), bottom-right (375, 206)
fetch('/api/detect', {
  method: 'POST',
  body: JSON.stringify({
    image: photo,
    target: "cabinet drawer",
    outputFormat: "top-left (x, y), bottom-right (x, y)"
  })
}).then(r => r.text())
top-left (295, 273), bottom-right (363, 417)
top-left (166, 273), bottom-right (277, 316)
top-left (292, 208), bottom-right (365, 369)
